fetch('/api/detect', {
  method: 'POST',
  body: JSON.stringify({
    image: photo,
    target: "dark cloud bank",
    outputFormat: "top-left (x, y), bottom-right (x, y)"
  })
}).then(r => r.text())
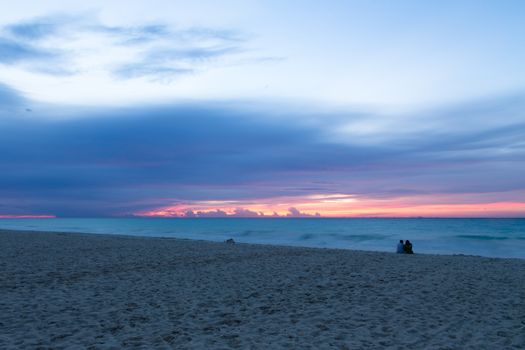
top-left (0, 84), bottom-right (524, 216)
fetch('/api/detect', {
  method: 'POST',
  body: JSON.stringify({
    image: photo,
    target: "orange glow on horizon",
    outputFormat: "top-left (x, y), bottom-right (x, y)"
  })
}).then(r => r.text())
top-left (0, 215), bottom-right (56, 219)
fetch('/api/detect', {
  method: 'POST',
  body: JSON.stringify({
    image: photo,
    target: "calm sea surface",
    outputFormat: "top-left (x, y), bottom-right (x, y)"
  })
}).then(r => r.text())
top-left (1, 218), bottom-right (524, 259)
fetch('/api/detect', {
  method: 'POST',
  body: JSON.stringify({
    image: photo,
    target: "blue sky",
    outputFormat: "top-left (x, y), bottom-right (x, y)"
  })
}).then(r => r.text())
top-left (0, 1), bottom-right (524, 217)
top-left (2, 0), bottom-right (525, 108)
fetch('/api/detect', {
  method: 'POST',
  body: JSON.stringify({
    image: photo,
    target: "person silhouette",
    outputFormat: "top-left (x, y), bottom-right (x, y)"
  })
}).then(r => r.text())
top-left (397, 240), bottom-right (404, 253)
top-left (404, 240), bottom-right (413, 254)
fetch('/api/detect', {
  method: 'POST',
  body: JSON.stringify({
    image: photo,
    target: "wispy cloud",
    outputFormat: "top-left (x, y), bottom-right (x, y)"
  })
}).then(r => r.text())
top-left (0, 37), bottom-right (56, 64)
top-left (6, 17), bottom-right (60, 40)
top-left (113, 46), bottom-right (240, 80)
top-left (113, 65), bottom-right (194, 80)
top-left (0, 14), bottom-right (249, 80)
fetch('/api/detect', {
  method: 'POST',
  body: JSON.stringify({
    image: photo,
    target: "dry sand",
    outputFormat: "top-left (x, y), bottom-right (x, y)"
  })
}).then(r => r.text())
top-left (1, 229), bottom-right (524, 349)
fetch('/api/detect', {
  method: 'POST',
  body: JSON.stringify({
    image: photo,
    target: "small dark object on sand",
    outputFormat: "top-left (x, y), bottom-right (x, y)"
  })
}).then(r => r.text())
top-left (225, 238), bottom-right (235, 244)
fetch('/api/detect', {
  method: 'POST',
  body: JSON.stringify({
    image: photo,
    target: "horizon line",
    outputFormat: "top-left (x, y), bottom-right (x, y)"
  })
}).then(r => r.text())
top-left (1, 216), bottom-right (524, 219)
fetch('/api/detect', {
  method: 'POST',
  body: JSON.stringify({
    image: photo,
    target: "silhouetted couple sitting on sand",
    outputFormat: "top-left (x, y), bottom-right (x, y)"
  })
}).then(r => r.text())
top-left (397, 240), bottom-right (413, 254)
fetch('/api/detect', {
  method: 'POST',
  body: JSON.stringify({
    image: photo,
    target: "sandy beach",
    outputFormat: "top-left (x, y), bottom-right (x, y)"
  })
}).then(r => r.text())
top-left (1, 229), bottom-right (524, 349)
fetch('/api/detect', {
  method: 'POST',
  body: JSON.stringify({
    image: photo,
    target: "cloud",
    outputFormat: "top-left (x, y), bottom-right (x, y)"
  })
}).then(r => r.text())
top-left (114, 46), bottom-right (240, 80)
top-left (191, 209), bottom-right (229, 218)
top-left (0, 15), bottom-right (72, 67)
top-left (106, 25), bottom-right (242, 46)
top-left (0, 83), bottom-right (25, 108)
top-left (0, 14), bottom-right (248, 79)
top-left (112, 40), bottom-right (242, 80)
top-left (6, 18), bottom-right (59, 40)
top-left (93, 23), bottom-right (170, 42)
top-left (0, 37), bottom-right (56, 64)
top-left (114, 65), bottom-right (193, 80)
top-left (178, 207), bottom-right (317, 218)
top-left (183, 210), bottom-right (196, 218)
top-left (286, 207), bottom-right (321, 217)
top-left (0, 86), bottom-right (524, 216)
top-left (231, 208), bottom-right (264, 217)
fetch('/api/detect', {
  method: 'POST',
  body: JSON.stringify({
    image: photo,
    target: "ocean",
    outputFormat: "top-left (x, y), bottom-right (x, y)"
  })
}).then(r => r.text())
top-left (1, 218), bottom-right (524, 259)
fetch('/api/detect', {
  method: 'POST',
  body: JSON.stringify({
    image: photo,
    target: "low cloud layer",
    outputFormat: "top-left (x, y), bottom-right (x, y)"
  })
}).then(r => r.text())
top-left (0, 84), bottom-right (524, 216)
top-left (174, 207), bottom-right (319, 218)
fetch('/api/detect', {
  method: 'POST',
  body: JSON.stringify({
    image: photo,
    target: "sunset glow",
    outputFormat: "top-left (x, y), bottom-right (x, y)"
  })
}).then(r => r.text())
top-left (0, 215), bottom-right (56, 219)
top-left (136, 194), bottom-right (525, 218)
top-left (0, 1), bottom-right (524, 218)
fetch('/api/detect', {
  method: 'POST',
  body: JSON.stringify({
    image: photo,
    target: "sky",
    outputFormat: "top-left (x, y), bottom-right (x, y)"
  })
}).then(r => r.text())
top-left (0, 0), bottom-right (524, 218)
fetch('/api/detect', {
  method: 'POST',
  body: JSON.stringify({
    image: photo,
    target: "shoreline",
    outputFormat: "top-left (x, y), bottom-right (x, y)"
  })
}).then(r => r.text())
top-left (2, 216), bottom-right (524, 260)
top-left (2, 229), bottom-right (524, 349)
top-left (2, 227), bottom-right (524, 262)
top-left (1, 227), bottom-right (524, 262)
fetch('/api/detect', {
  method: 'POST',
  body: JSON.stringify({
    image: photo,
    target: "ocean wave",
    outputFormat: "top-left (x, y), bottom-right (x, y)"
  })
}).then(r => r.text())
top-left (334, 234), bottom-right (389, 241)
top-left (239, 229), bottom-right (274, 237)
top-left (453, 234), bottom-right (525, 240)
